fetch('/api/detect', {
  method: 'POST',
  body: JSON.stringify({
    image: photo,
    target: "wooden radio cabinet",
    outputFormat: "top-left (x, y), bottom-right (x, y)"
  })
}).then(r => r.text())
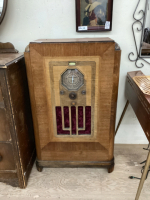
top-left (0, 43), bottom-right (35, 188)
top-left (25, 38), bottom-right (121, 173)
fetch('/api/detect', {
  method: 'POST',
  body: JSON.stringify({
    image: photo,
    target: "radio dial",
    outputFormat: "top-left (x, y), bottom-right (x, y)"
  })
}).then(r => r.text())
top-left (69, 92), bottom-right (77, 100)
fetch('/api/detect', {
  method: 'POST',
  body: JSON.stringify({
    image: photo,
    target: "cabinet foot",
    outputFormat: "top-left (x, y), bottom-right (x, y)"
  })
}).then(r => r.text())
top-left (108, 164), bottom-right (114, 173)
top-left (36, 162), bottom-right (43, 172)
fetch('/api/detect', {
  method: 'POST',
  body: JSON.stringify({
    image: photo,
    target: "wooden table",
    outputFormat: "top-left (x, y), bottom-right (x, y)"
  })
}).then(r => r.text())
top-left (116, 71), bottom-right (150, 200)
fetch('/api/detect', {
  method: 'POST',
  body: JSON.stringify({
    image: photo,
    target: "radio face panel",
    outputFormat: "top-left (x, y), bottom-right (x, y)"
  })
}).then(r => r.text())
top-left (48, 60), bottom-right (97, 139)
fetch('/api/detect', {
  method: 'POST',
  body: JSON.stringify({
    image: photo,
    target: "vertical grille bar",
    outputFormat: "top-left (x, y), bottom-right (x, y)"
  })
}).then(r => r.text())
top-left (83, 106), bottom-right (85, 130)
top-left (61, 106), bottom-right (65, 130)
top-left (61, 106), bottom-right (71, 134)
top-left (69, 106), bottom-right (72, 135)
top-left (78, 106), bottom-right (86, 131)
top-left (76, 106), bottom-right (78, 135)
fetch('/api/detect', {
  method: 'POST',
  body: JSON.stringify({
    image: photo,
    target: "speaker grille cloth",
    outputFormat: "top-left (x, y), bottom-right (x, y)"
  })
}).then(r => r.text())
top-left (56, 106), bottom-right (91, 135)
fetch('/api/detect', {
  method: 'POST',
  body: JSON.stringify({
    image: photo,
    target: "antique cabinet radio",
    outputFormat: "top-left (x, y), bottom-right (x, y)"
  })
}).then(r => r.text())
top-left (24, 38), bottom-right (121, 173)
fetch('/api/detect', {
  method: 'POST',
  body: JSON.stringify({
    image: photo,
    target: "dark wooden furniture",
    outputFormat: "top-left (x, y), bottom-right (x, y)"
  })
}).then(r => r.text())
top-left (116, 71), bottom-right (150, 141)
top-left (0, 43), bottom-right (35, 188)
top-left (24, 38), bottom-right (121, 173)
top-left (116, 71), bottom-right (150, 200)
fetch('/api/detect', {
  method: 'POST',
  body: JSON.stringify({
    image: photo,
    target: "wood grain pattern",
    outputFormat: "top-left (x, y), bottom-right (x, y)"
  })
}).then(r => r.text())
top-left (0, 53), bottom-right (35, 188)
top-left (0, 83), bottom-right (11, 141)
top-left (0, 108), bottom-right (11, 141)
top-left (25, 39), bottom-right (121, 170)
top-left (108, 50), bottom-right (121, 158)
top-left (0, 53), bottom-right (23, 67)
top-left (24, 52), bottom-right (41, 159)
top-left (6, 59), bottom-right (36, 187)
top-left (37, 158), bottom-right (114, 168)
top-left (0, 143), bottom-right (15, 170)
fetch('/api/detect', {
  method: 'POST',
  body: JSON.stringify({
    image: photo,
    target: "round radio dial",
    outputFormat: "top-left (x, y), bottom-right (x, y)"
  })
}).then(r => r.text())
top-left (69, 92), bottom-right (77, 100)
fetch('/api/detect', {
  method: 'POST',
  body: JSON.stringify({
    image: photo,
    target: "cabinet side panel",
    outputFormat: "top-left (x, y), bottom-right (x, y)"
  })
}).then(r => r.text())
top-left (0, 71), bottom-right (11, 141)
top-left (24, 52), bottom-right (41, 159)
top-left (108, 50), bottom-right (121, 159)
top-left (97, 44), bottom-right (115, 150)
top-left (29, 48), bottom-right (51, 151)
top-left (6, 58), bottom-right (35, 187)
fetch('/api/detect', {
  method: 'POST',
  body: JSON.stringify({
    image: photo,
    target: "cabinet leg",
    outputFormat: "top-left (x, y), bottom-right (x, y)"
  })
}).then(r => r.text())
top-left (115, 100), bottom-right (129, 135)
top-left (135, 151), bottom-right (150, 200)
top-left (36, 162), bottom-right (43, 172)
top-left (108, 164), bottom-right (114, 173)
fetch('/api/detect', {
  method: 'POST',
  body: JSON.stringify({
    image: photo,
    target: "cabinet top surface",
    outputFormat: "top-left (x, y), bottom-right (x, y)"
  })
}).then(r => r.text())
top-left (31, 37), bottom-right (114, 44)
top-left (127, 70), bottom-right (150, 103)
top-left (0, 53), bottom-right (23, 67)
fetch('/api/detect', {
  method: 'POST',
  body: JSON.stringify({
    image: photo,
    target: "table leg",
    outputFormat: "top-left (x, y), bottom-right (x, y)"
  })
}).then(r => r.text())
top-left (115, 100), bottom-right (129, 135)
top-left (135, 150), bottom-right (150, 200)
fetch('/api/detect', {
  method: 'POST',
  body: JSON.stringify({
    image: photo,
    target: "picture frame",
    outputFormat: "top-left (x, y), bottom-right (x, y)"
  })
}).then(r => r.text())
top-left (76, 0), bottom-right (113, 32)
top-left (0, 0), bottom-right (7, 25)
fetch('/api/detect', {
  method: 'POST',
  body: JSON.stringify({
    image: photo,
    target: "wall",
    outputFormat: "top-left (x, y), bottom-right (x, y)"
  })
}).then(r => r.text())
top-left (0, 0), bottom-right (150, 144)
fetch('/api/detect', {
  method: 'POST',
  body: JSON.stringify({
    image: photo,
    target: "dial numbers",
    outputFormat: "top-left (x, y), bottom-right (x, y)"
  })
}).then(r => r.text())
top-left (61, 69), bottom-right (84, 91)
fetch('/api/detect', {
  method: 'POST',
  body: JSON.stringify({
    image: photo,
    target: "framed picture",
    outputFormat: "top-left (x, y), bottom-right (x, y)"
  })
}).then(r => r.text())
top-left (76, 0), bottom-right (113, 32)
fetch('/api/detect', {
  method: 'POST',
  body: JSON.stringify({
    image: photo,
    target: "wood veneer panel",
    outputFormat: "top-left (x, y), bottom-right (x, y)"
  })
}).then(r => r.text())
top-left (41, 151), bottom-right (109, 161)
top-left (0, 80), bottom-right (10, 141)
top-left (0, 143), bottom-right (15, 170)
top-left (42, 142), bottom-right (107, 151)
top-left (0, 53), bottom-right (23, 67)
top-left (108, 50), bottom-right (121, 158)
top-left (97, 44), bottom-right (115, 152)
top-left (24, 52), bottom-right (41, 159)
top-left (29, 48), bottom-right (51, 150)
top-left (0, 108), bottom-right (10, 141)
top-left (30, 42), bottom-right (114, 58)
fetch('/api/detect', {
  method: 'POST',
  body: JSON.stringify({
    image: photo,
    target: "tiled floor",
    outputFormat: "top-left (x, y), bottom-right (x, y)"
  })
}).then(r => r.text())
top-left (0, 144), bottom-right (150, 200)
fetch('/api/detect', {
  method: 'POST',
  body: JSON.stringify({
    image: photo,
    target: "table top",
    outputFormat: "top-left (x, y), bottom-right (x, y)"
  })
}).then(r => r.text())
top-left (127, 71), bottom-right (150, 104)
top-left (0, 53), bottom-right (23, 68)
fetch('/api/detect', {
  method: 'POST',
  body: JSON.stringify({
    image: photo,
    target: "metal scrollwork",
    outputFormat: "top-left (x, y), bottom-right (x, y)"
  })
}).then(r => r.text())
top-left (128, 0), bottom-right (150, 68)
